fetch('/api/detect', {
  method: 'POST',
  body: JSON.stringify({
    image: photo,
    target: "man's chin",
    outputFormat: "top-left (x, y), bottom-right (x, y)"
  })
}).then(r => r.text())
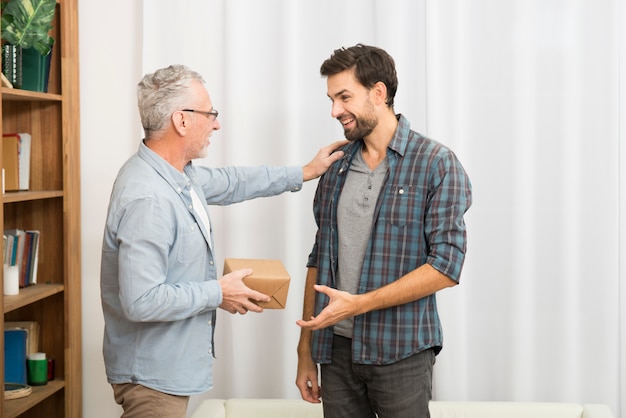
top-left (343, 132), bottom-right (360, 142)
top-left (195, 147), bottom-right (210, 159)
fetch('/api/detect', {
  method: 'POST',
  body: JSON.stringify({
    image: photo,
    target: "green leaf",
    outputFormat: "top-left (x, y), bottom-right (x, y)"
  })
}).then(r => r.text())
top-left (1, 0), bottom-right (56, 55)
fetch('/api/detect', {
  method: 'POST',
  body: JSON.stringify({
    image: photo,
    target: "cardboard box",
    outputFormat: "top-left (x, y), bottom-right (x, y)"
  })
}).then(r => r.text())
top-left (223, 258), bottom-right (290, 309)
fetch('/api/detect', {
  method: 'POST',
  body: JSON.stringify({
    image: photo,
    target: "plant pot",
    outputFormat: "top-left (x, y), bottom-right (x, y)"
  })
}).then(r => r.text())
top-left (2, 43), bottom-right (23, 88)
top-left (21, 46), bottom-right (52, 92)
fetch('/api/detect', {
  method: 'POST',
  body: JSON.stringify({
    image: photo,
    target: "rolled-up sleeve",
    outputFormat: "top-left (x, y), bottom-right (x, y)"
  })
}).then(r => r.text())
top-left (425, 150), bottom-right (472, 282)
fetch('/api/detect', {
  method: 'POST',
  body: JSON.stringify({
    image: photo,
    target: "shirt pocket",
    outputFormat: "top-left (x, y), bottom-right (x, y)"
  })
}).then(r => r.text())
top-left (380, 184), bottom-right (425, 228)
top-left (176, 223), bottom-right (208, 264)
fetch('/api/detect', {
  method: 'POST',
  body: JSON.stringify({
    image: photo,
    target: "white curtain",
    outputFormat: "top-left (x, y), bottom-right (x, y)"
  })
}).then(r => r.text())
top-left (141, 1), bottom-right (624, 417)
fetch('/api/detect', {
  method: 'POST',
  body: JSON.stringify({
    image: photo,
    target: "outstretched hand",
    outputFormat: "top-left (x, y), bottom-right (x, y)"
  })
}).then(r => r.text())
top-left (302, 140), bottom-right (350, 181)
top-left (296, 284), bottom-right (358, 330)
top-left (218, 268), bottom-right (270, 314)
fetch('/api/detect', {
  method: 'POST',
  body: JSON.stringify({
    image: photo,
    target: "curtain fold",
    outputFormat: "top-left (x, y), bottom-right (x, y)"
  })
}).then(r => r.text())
top-left (141, 2), bottom-right (623, 417)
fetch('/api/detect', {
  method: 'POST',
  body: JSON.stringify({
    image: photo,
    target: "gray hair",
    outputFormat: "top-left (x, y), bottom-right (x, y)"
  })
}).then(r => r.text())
top-left (137, 64), bottom-right (205, 138)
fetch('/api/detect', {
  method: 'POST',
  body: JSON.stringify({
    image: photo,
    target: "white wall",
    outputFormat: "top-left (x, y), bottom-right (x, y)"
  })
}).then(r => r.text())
top-left (79, 1), bottom-right (142, 416)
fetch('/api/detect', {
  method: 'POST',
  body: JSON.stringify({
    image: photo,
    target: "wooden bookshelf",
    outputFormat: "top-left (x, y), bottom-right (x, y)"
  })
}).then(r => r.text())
top-left (0, 0), bottom-right (81, 417)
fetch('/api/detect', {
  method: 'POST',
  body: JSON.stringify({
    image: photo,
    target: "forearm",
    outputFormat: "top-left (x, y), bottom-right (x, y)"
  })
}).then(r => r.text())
top-left (200, 165), bottom-right (303, 204)
top-left (357, 263), bottom-right (457, 314)
top-left (297, 267), bottom-right (318, 355)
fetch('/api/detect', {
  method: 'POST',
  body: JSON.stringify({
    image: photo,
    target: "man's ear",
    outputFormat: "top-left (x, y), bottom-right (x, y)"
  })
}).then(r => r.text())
top-left (371, 81), bottom-right (388, 106)
top-left (172, 110), bottom-right (188, 135)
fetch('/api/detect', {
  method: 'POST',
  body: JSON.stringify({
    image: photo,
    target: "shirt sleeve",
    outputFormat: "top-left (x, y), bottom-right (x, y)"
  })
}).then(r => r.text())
top-left (193, 165), bottom-right (303, 205)
top-left (114, 195), bottom-right (222, 322)
top-left (425, 150), bottom-right (472, 282)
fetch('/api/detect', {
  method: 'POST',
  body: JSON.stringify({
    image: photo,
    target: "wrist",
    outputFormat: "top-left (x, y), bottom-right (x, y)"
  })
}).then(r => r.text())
top-left (297, 337), bottom-right (312, 355)
top-left (302, 165), bottom-right (313, 182)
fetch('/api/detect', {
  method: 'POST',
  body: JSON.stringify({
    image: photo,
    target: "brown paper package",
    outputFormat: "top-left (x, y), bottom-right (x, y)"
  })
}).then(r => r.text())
top-left (223, 258), bottom-right (290, 309)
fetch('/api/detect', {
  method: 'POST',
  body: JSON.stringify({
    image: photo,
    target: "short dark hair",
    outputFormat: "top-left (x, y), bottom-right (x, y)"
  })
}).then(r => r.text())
top-left (320, 44), bottom-right (398, 108)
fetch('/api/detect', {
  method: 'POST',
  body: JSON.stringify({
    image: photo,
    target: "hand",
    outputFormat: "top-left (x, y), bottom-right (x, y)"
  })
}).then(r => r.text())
top-left (302, 139), bottom-right (350, 181)
top-left (218, 268), bottom-right (271, 314)
top-left (296, 353), bottom-right (321, 403)
top-left (296, 285), bottom-right (358, 330)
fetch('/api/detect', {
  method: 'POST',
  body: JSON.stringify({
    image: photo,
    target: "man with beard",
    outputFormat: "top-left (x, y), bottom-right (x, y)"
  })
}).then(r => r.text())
top-left (295, 44), bottom-right (473, 418)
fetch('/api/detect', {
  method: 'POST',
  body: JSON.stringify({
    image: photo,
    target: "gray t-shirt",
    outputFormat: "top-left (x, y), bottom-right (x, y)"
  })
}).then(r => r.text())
top-left (334, 150), bottom-right (388, 338)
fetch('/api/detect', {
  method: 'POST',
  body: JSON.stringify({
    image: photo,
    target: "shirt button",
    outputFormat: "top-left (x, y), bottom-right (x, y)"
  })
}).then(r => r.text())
top-left (208, 320), bottom-right (212, 326)
top-left (209, 260), bottom-right (214, 265)
top-left (188, 204), bottom-right (193, 210)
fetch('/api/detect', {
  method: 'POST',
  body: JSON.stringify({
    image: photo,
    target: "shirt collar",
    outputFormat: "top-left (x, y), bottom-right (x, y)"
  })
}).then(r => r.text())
top-left (388, 113), bottom-right (411, 157)
top-left (138, 140), bottom-right (192, 192)
top-left (339, 113), bottom-right (411, 165)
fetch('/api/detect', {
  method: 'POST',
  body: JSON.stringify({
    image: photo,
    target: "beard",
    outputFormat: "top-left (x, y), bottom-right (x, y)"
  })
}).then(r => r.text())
top-left (341, 101), bottom-right (378, 141)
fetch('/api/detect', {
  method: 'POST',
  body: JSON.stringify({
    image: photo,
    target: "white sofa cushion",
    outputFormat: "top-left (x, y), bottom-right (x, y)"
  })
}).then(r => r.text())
top-left (190, 399), bottom-right (226, 418)
top-left (429, 402), bottom-right (590, 418)
top-left (190, 399), bottom-right (323, 418)
top-left (225, 399), bottom-right (323, 418)
top-left (189, 399), bottom-right (614, 418)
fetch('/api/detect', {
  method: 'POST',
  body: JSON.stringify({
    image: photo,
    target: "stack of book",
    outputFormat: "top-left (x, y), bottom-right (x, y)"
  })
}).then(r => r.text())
top-left (4, 229), bottom-right (40, 288)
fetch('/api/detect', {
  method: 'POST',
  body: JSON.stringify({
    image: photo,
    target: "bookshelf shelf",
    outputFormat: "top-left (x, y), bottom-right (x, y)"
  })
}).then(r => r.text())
top-left (1, 0), bottom-right (81, 416)
top-left (2, 191), bottom-right (63, 204)
top-left (3, 379), bottom-right (64, 418)
top-left (3, 284), bottom-right (64, 314)
top-left (0, 88), bottom-right (62, 103)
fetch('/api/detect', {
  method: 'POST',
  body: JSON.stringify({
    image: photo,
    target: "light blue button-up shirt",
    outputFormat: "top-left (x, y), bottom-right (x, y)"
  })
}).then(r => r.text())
top-left (101, 141), bottom-right (303, 395)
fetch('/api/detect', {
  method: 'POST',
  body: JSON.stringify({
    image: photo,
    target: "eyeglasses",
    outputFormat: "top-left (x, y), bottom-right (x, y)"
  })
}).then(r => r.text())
top-left (182, 108), bottom-right (219, 120)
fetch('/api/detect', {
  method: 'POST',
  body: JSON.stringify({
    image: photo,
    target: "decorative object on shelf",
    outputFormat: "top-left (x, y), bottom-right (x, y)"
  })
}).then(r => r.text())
top-left (1, 0), bottom-right (56, 91)
top-left (3, 263), bottom-right (18, 295)
top-left (26, 352), bottom-right (48, 386)
top-left (3, 383), bottom-right (31, 400)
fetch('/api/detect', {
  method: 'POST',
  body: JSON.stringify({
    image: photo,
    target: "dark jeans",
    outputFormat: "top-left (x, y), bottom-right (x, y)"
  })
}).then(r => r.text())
top-left (320, 335), bottom-right (435, 418)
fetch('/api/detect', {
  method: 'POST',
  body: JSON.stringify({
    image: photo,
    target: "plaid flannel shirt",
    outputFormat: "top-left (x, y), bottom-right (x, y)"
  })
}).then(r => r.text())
top-left (307, 114), bottom-right (472, 365)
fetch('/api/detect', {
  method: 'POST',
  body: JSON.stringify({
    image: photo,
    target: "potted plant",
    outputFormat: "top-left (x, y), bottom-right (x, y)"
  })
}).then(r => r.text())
top-left (1, 0), bottom-right (56, 90)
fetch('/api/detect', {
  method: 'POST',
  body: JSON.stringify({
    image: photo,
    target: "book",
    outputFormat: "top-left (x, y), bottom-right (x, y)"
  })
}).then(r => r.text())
top-left (4, 328), bottom-right (27, 384)
top-left (4, 229), bottom-right (26, 270)
top-left (18, 133), bottom-right (31, 190)
top-left (26, 230), bottom-right (40, 285)
top-left (2, 134), bottom-right (19, 191)
top-left (1, 133), bottom-right (31, 191)
top-left (4, 229), bottom-right (40, 287)
top-left (4, 322), bottom-right (39, 356)
top-left (2, 44), bottom-right (22, 88)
